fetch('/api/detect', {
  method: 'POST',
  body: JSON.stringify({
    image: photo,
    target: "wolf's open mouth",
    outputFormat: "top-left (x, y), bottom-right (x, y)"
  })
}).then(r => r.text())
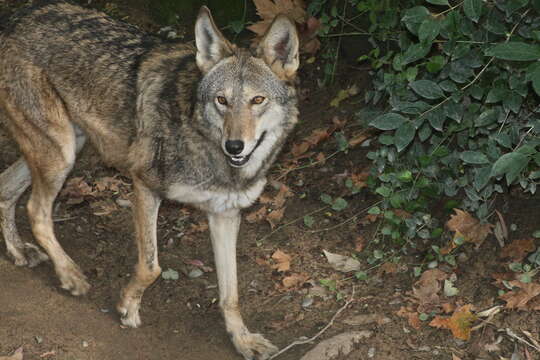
top-left (227, 131), bottom-right (267, 168)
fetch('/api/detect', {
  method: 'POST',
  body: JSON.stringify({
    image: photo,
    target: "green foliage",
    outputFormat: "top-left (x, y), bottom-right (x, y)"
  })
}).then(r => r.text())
top-left (361, 0), bottom-right (540, 246)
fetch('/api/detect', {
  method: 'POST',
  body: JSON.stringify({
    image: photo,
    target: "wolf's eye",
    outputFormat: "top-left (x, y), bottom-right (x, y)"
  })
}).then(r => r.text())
top-left (216, 96), bottom-right (228, 105)
top-left (251, 96), bottom-right (265, 105)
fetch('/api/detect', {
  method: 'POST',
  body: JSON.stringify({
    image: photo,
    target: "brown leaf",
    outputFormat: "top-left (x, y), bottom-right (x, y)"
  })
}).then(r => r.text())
top-left (358, 214), bottom-right (379, 226)
top-left (299, 331), bottom-right (373, 360)
top-left (350, 171), bottom-right (369, 189)
top-left (291, 141), bottom-right (310, 157)
top-left (379, 262), bottom-right (398, 275)
top-left (315, 152), bottom-right (326, 164)
top-left (446, 209), bottom-right (493, 246)
top-left (271, 249), bottom-right (291, 272)
top-left (500, 281), bottom-right (540, 310)
top-left (500, 238), bottom-right (536, 261)
top-left (249, 0), bottom-right (307, 36)
top-left (273, 183), bottom-right (293, 208)
top-left (348, 131), bottom-right (371, 147)
top-left (304, 128), bottom-right (330, 146)
top-left (396, 307), bottom-right (421, 330)
top-left (282, 273), bottom-right (308, 288)
top-left (429, 304), bottom-right (477, 341)
top-left (354, 235), bottom-right (366, 252)
top-left (61, 176), bottom-right (94, 198)
top-left (266, 207), bottom-right (285, 229)
top-left (190, 221), bottom-right (208, 233)
top-left (412, 269), bottom-right (448, 311)
top-left (442, 302), bottom-right (456, 314)
top-left (246, 206), bottom-right (267, 223)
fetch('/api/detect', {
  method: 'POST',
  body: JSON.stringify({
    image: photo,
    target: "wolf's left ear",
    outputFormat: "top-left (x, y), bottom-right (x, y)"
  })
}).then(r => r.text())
top-left (258, 15), bottom-right (299, 80)
top-left (195, 6), bottom-right (234, 73)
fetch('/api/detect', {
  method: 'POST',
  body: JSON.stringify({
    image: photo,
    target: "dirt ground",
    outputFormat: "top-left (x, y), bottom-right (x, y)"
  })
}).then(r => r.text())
top-left (1, 2), bottom-right (540, 360)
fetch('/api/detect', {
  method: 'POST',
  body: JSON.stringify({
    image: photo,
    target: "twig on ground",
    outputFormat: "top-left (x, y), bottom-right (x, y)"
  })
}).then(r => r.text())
top-left (503, 327), bottom-right (540, 353)
top-left (256, 206), bottom-right (328, 245)
top-left (305, 200), bottom-right (382, 234)
top-left (269, 287), bottom-right (356, 359)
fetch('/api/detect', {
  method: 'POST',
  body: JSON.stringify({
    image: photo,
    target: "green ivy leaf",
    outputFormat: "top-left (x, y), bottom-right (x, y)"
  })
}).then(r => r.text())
top-left (394, 122), bottom-right (416, 152)
top-left (332, 197), bottom-right (348, 211)
top-left (463, 0), bottom-right (483, 23)
top-left (475, 109), bottom-right (498, 127)
top-left (531, 67), bottom-right (540, 96)
top-left (320, 193), bottom-right (333, 205)
top-left (402, 42), bottom-right (432, 65)
top-left (376, 186), bottom-right (392, 197)
top-left (402, 6), bottom-right (431, 35)
top-left (418, 17), bottom-right (441, 44)
top-left (304, 215), bottom-right (315, 228)
top-left (410, 80), bottom-right (445, 99)
top-left (491, 152), bottom-right (530, 184)
top-left (427, 0), bottom-right (449, 4)
top-left (460, 151), bottom-right (490, 164)
top-left (368, 206), bottom-right (381, 215)
top-left (370, 113), bottom-right (408, 130)
top-left (486, 42), bottom-right (540, 61)
top-left (427, 55), bottom-right (446, 73)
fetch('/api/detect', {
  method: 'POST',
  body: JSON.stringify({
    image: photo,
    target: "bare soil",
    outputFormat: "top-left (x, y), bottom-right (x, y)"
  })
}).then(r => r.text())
top-left (1, 2), bottom-right (540, 360)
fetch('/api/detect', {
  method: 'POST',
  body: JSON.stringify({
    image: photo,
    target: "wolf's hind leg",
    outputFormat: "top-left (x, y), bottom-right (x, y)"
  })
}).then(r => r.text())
top-left (0, 72), bottom-right (89, 295)
top-left (0, 157), bottom-right (48, 267)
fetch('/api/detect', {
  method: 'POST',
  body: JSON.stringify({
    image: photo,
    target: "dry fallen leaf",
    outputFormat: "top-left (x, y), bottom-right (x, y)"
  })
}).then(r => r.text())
top-left (412, 269), bottom-right (448, 312)
top-left (500, 238), bottom-right (536, 261)
top-left (266, 207), bottom-right (285, 229)
top-left (323, 250), bottom-right (361, 273)
top-left (379, 262), bottom-right (398, 275)
top-left (500, 280), bottom-right (540, 310)
top-left (396, 306), bottom-right (422, 330)
top-left (246, 206), bottom-right (267, 223)
top-left (429, 304), bottom-right (477, 341)
top-left (446, 209), bottom-right (493, 247)
top-left (0, 347), bottom-right (23, 360)
top-left (299, 331), bottom-right (373, 360)
top-left (354, 235), bottom-right (366, 252)
top-left (282, 273), bottom-right (308, 288)
top-left (271, 249), bottom-right (291, 272)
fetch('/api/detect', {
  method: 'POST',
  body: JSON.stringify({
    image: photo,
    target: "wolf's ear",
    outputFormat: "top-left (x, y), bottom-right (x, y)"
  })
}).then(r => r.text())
top-left (258, 15), bottom-right (299, 80)
top-left (195, 6), bottom-right (234, 73)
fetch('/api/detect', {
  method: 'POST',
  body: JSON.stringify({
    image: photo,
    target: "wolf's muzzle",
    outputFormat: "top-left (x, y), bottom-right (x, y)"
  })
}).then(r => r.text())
top-left (227, 131), bottom-right (267, 168)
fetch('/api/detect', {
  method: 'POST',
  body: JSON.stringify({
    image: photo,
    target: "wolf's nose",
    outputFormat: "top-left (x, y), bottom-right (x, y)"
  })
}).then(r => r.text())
top-left (225, 140), bottom-right (244, 155)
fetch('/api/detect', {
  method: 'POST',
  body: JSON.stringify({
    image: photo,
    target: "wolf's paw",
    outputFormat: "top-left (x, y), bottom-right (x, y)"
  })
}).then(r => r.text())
top-left (58, 263), bottom-right (90, 296)
top-left (117, 298), bottom-right (142, 328)
top-left (9, 243), bottom-right (49, 267)
top-left (232, 332), bottom-right (278, 360)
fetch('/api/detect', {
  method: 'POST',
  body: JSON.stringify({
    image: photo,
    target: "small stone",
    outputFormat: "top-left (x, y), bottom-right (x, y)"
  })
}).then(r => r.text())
top-left (188, 268), bottom-right (203, 279)
top-left (367, 347), bottom-right (375, 358)
top-left (302, 296), bottom-right (314, 308)
top-left (82, 340), bottom-right (89, 348)
top-left (116, 198), bottom-right (132, 208)
top-left (100, 308), bottom-right (109, 313)
top-left (35, 335), bottom-right (43, 344)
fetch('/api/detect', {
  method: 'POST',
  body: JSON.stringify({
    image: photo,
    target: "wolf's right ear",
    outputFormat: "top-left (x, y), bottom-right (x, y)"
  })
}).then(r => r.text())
top-left (195, 6), bottom-right (234, 74)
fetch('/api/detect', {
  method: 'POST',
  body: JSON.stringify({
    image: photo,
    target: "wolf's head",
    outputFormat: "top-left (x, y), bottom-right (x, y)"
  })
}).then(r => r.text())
top-left (195, 7), bottom-right (299, 173)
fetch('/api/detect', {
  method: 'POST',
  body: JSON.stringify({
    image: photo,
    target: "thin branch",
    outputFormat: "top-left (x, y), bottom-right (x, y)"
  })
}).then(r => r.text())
top-left (255, 206), bottom-right (328, 245)
top-left (305, 201), bottom-right (382, 234)
top-left (269, 287), bottom-right (356, 359)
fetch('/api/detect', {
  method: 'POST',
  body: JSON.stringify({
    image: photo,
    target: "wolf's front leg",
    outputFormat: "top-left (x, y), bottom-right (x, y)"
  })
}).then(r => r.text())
top-left (208, 210), bottom-right (278, 360)
top-left (117, 180), bottom-right (162, 327)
